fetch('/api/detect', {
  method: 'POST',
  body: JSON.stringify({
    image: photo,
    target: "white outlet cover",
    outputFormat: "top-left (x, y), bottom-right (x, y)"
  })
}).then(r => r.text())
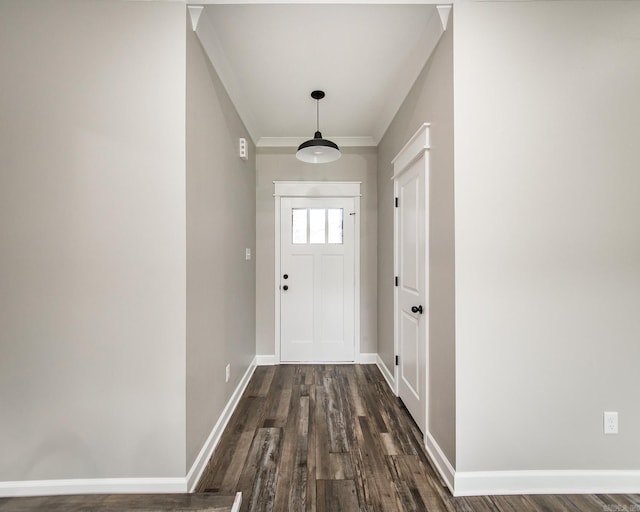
top-left (604, 411), bottom-right (618, 434)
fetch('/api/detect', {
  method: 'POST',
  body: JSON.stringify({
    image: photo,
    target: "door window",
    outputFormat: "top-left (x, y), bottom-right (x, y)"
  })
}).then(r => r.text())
top-left (291, 208), bottom-right (343, 245)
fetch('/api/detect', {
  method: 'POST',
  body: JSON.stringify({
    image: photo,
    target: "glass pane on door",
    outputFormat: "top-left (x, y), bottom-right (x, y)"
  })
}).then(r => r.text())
top-left (292, 208), bottom-right (307, 244)
top-left (309, 209), bottom-right (326, 244)
top-left (327, 208), bottom-right (343, 244)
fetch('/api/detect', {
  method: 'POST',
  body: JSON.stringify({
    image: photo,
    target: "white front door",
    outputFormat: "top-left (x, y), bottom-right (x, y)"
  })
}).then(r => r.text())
top-left (280, 197), bottom-right (355, 362)
top-left (396, 155), bottom-right (428, 434)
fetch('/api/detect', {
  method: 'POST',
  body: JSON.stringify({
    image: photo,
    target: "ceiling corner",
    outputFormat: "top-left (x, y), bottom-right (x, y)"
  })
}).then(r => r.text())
top-left (193, 8), bottom-right (261, 144)
top-left (371, 5), bottom-right (445, 144)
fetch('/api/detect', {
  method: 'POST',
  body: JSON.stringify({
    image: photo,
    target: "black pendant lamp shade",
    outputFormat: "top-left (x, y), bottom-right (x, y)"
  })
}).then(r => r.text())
top-left (296, 90), bottom-right (341, 164)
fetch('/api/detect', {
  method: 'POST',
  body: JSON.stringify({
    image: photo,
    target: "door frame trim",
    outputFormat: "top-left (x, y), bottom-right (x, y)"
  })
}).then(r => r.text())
top-left (392, 123), bottom-right (430, 431)
top-left (274, 181), bottom-right (361, 364)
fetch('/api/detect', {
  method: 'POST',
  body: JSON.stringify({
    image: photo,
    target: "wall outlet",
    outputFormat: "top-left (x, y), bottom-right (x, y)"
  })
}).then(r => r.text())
top-left (604, 411), bottom-right (618, 434)
top-left (225, 364), bottom-right (230, 383)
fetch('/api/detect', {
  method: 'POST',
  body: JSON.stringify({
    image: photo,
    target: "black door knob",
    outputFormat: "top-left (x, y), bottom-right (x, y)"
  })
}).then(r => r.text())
top-left (283, 274), bottom-right (288, 279)
top-left (411, 305), bottom-right (423, 314)
top-left (282, 285), bottom-right (289, 291)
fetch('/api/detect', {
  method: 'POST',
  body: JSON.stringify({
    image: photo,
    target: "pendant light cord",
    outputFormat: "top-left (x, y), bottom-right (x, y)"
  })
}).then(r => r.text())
top-left (316, 98), bottom-right (320, 133)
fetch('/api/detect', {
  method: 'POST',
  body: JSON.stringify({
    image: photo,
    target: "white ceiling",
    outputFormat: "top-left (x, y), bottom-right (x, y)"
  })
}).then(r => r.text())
top-left (192, 3), bottom-right (450, 147)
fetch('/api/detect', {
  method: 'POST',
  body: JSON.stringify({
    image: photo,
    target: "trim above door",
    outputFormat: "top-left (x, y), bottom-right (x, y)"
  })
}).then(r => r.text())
top-left (274, 181), bottom-right (362, 364)
top-left (274, 181), bottom-right (361, 198)
top-left (391, 123), bottom-right (430, 180)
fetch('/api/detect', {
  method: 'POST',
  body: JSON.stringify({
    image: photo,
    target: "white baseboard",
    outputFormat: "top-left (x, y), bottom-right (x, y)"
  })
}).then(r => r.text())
top-left (272, 355), bottom-right (376, 365)
top-left (454, 469), bottom-right (640, 496)
top-left (425, 432), bottom-right (455, 494)
top-left (420, 426), bottom-right (640, 497)
top-left (186, 356), bottom-right (257, 491)
top-left (0, 357), bottom-right (258, 498)
top-left (376, 354), bottom-right (395, 394)
top-left (255, 354), bottom-right (276, 366)
top-left (422, 433), bottom-right (640, 496)
top-left (357, 352), bottom-right (377, 364)
top-left (231, 491), bottom-right (243, 512)
top-left (0, 478), bottom-right (187, 498)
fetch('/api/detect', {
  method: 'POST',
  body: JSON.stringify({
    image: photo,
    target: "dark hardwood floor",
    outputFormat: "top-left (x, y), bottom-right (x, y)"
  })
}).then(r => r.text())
top-left (2, 364), bottom-right (638, 511)
top-left (196, 364), bottom-right (640, 512)
top-left (0, 493), bottom-right (236, 511)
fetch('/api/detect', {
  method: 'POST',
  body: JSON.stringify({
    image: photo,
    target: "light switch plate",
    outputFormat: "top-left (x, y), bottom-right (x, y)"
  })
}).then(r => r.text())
top-left (239, 138), bottom-right (248, 160)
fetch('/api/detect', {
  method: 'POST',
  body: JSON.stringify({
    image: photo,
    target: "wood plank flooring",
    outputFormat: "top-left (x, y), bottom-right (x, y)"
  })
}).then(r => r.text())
top-left (0, 493), bottom-right (236, 511)
top-left (196, 364), bottom-right (640, 512)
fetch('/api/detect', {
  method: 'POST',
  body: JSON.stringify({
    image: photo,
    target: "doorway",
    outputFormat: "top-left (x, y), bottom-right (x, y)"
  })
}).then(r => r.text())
top-left (393, 124), bottom-right (429, 435)
top-left (274, 182), bottom-right (361, 363)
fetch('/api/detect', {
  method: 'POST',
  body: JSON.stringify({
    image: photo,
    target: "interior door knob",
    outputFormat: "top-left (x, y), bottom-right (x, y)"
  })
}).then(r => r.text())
top-left (282, 285), bottom-right (289, 291)
top-left (283, 274), bottom-right (288, 279)
top-left (411, 305), bottom-right (423, 314)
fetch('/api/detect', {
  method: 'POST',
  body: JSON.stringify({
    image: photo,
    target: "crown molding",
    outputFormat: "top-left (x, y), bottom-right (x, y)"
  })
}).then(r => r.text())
top-left (257, 136), bottom-right (377, 148)
top-left (193, 10), bottom-right (260, 144)
top-left (371, 6), bottom-right (445, 143)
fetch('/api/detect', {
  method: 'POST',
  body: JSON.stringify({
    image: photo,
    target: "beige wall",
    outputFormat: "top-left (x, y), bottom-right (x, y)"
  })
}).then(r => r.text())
top-left (377, 23), bottom-right (455, 464)
top-left (454, 1), bottom-right (640, 471)
top-left (0, 1), bottom-right (187, 480)
top-left (185, 22), bottom-right (256, 470)
top-left (255, 148), bottom-right (378, 357)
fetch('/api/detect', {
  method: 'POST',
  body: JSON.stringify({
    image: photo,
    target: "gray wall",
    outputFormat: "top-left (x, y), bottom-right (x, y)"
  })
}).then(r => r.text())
top-left (0, 1), bottom-right (187, 480)
top-left (255, 148), bottom-right (378, 358)
top-left (186, 22), bottom-right (256, 471)
top-left (454, 1), bottom-right (640, 471)
top-left (377, 23), bottom-right (455, 464)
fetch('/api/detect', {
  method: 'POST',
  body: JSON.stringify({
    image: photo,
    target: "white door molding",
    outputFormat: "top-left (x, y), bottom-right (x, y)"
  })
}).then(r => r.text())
top-left (393, 123), bottom-right (430, 434)
top-left (274, 181), bottom-right (361, 364)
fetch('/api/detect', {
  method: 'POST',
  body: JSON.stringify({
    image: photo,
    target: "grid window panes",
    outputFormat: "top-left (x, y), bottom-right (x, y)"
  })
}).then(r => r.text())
top-left (291, 208), bottom-right (344, 245)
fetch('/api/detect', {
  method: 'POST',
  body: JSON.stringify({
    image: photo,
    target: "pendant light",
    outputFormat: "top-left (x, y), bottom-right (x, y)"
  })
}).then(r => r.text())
top-left (296, 90), bottom-right (341, 164)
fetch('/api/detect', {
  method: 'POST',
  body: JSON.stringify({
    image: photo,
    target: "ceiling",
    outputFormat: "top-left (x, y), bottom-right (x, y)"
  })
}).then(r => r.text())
top-left (191, 3), bottom-right (451, 148)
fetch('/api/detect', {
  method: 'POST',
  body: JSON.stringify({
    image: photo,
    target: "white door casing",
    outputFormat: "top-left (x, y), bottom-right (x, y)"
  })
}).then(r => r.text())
top-left (393, 124), bottom-right (430, 435)
top-left (274, 182), bottom-right (361, 363)
top-left (280, 196), bottom-right (355, 362)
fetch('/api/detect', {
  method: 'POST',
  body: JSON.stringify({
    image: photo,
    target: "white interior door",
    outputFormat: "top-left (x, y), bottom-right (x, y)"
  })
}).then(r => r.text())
top-left (280, 197), bottom-right (355, 362)
top-left (396, 156), bottom-right (427, 434)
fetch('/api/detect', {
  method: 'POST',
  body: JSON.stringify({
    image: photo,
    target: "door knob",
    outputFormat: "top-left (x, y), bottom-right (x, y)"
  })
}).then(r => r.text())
top-left (282, 285), bottom-right (289, 291)
top-left (283, 274), bottom-right (288, 279)
top-left (411, 305), bottom-right (423, 314)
